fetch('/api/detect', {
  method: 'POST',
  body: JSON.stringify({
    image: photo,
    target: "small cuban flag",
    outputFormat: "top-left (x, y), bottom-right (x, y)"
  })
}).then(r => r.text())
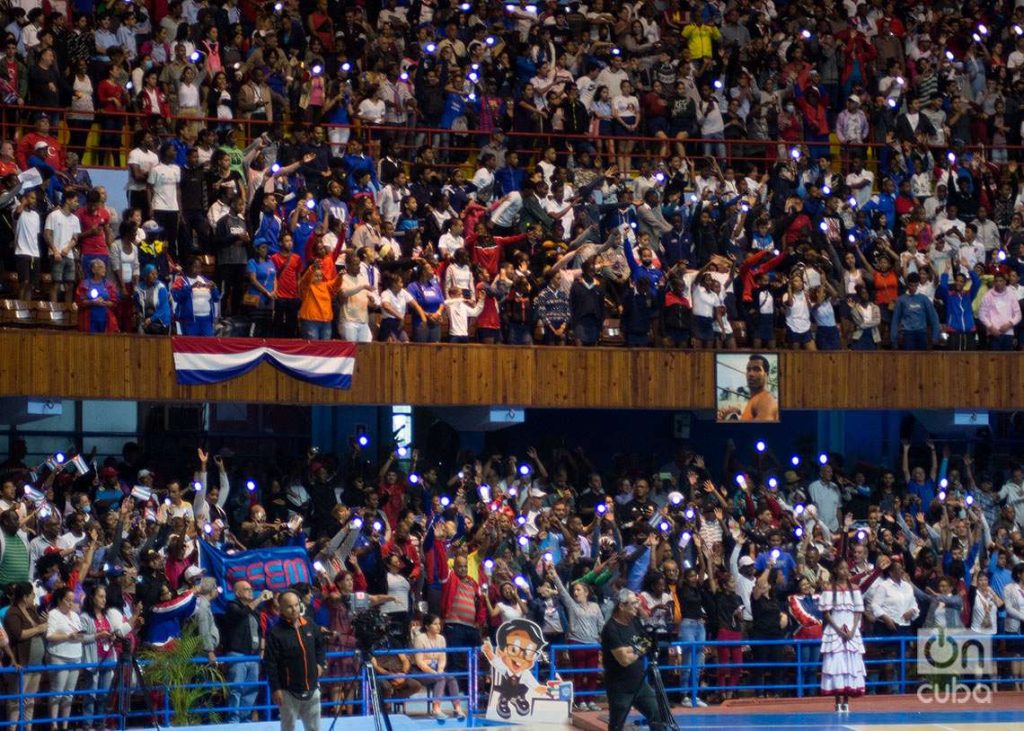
top-left (68, 454), bottom-right (90, 474)
top-left (23, 485), bottom-right (45, 504)
top-left (144, 507), bottom-right (158, 522)
top-left (131, 485), bottom-right (153, 502)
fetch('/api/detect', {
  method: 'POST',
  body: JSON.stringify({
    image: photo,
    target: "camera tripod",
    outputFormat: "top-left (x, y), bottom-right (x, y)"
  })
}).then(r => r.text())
top-left (346, 650), bottom-right (392, 731)
top-left (644, 645), bottom-right (681, 731)
top-left (113, 639), bottom-right (163, 731)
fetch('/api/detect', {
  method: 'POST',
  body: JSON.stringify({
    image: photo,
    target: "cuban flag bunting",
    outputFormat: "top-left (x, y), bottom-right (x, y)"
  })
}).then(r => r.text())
top-left (171, 337), bottom-right (357, 389)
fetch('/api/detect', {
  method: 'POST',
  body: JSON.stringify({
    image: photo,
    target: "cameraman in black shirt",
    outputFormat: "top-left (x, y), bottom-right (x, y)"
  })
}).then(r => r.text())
top-left (600, 589), bottom-right (669, 731)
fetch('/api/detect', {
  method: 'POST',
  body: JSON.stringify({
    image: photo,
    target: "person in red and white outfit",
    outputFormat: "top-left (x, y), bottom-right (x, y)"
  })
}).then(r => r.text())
top-left (818, 561), bottom-right (866, 713)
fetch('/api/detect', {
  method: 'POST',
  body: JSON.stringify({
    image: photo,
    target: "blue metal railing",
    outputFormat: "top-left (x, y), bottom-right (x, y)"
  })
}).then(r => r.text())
top-left (547, 633), bottom-right (1024, 707)
top-left (0, 634), bottom-right (1020, 727)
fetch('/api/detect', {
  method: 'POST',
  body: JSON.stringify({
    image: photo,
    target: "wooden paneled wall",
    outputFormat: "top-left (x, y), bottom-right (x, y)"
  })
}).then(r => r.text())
top-left (0, 331), bottom-right (1022, 410)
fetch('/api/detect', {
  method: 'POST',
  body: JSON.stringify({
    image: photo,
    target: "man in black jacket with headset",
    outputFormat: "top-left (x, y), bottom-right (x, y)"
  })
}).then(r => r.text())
top-left (264, 590), bottom-right (327, 731)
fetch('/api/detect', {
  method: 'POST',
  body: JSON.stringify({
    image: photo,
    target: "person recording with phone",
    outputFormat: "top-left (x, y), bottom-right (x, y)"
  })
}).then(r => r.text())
top-left (600, 588), bottom-right (669, 731)
top-left (223, 580), bottom-right (271, 723)
top-left (46, 587), bottom-right (85, 730)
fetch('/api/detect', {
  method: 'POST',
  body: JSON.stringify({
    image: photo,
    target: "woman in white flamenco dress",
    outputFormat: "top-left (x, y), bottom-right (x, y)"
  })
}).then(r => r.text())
top-left (818, 560), bottom-right (867, 713)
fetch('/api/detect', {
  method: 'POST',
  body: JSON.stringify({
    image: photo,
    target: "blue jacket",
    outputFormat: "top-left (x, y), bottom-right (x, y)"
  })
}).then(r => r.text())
top-left (624, 237), bottom-right (665, 292)
top-left (891, 291), bottom-right (940, 344)
top-left (134, 281), bottom-right (172, 328)
top-left (143, 592), bottom-right (197, 646)
top-left (253, 213), bottom-right (282, 252)
top-left (863, 192), bottom-right (896, 231)
top-left (171, 275), bottom-right (221, 324)
top-left (936, 270), bottom-right (980, 333)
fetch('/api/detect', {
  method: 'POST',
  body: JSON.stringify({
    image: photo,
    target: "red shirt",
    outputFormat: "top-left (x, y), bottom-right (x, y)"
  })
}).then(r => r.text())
top-left (76, 206), bottom-right (110, 257)
top-left (271, 252), bottom-right (302, 300)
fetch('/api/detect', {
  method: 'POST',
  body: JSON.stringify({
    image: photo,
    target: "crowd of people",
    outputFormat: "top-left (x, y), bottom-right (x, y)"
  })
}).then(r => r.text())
top-left (0, 431), bottom-right (1022, 726)
top-left (3, 1), bottom-right (1024, 347)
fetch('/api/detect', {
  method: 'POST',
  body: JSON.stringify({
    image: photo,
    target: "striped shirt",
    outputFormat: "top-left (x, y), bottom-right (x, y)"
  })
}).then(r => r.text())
top-left (0, 531), bottom-right (30, 588)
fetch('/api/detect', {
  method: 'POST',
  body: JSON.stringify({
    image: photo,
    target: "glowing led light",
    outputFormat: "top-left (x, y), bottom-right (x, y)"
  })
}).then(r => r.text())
top-left (409, 473), bottom-right (420, 484)
top-left (246, 480), bottom-right (256, 492)
top-left (684, 507), bottom-right (695, 521)
top-left (818, 453), bottom-right (829, 465)
top-left (770, 548), bottom-right (781, 560)
top-left (596, 503), bottom-right (607, 514)
top-left (768, 477), bottom-right (779, 489)
top-left (373, 520), bottom-right (383, 532)
top-left (351, 517), bottom-right (363, 529)
top-left (518, 464), bottom-right (531, 476)
top-left (358, 434), bottom-right (369, 447)
top-left (795, 504), bottom-right (806, 516)
top-left (755, 440), bottom-right (767, 453)
top-left (791, 455), bottom-right (801, 466)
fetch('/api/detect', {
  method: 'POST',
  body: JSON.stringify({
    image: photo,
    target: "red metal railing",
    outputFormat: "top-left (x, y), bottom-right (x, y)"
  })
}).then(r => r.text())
top-left (7, 104), bottom-right (1010, 178)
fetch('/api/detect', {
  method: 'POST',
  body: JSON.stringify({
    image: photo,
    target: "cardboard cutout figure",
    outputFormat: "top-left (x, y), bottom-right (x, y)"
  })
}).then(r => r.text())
top-left (481, 618), bottom-right (573, 725)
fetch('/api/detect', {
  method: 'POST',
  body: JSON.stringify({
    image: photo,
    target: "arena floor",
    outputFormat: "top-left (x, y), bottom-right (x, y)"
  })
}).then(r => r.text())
top-left (569, 692), bottom-right (1024, 731)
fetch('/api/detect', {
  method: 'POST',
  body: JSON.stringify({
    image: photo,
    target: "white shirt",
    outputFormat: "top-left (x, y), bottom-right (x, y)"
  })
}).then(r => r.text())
top-left (381, 288), bottom-right (415, 320)
top-left (382, 571), bottom-right (410, 614)
top-left (358, 98), bottom-right (386, 125)
top-left (127, 148), bottom-right (159, 192)
top-left (611, 94), bottom-right (639, 119)
top-left (845, 169), bottom-right (875, 208)
top-left (865, 577), bottom-right (919, 626)
top-left (471, 167), bottom-right (495, 202)
top-left (576, 74), bottom-right (598, 108)
top-left (14, 209), bottom-right (41, 258)
top-left (1005, 582), bottom-right (1024, 633)
top-left (491, 192), bottom-right (523, 228)
top-left (997, 481), bottom-right (1024, 529)
top-left (46, 609), bottom-right (84, 660)
top-left (444, 297), bottom-right (484, 337)
top-left (45, 208), bottom-right (81, 258)
top-left (178, 82), bottom-right (200, 110)
top-left (691, 283), bottom-right (718, 318)
top-left (784, 291), bottom-right (811, 333)
top-left (148, 163), bottom-right (181, 211)
top-left (438, 232), bottom-right (465, 258)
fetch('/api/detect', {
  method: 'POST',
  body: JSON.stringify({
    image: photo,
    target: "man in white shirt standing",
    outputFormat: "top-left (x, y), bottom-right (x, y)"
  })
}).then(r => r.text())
top-left (127, 130), bottom-right (159, 219)
top-left (846, 157), bottom-right (875, 209)
top-left (148, 142), bottom-right (183, 258)
top-left (44, 191), bottom-right (82, 305)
